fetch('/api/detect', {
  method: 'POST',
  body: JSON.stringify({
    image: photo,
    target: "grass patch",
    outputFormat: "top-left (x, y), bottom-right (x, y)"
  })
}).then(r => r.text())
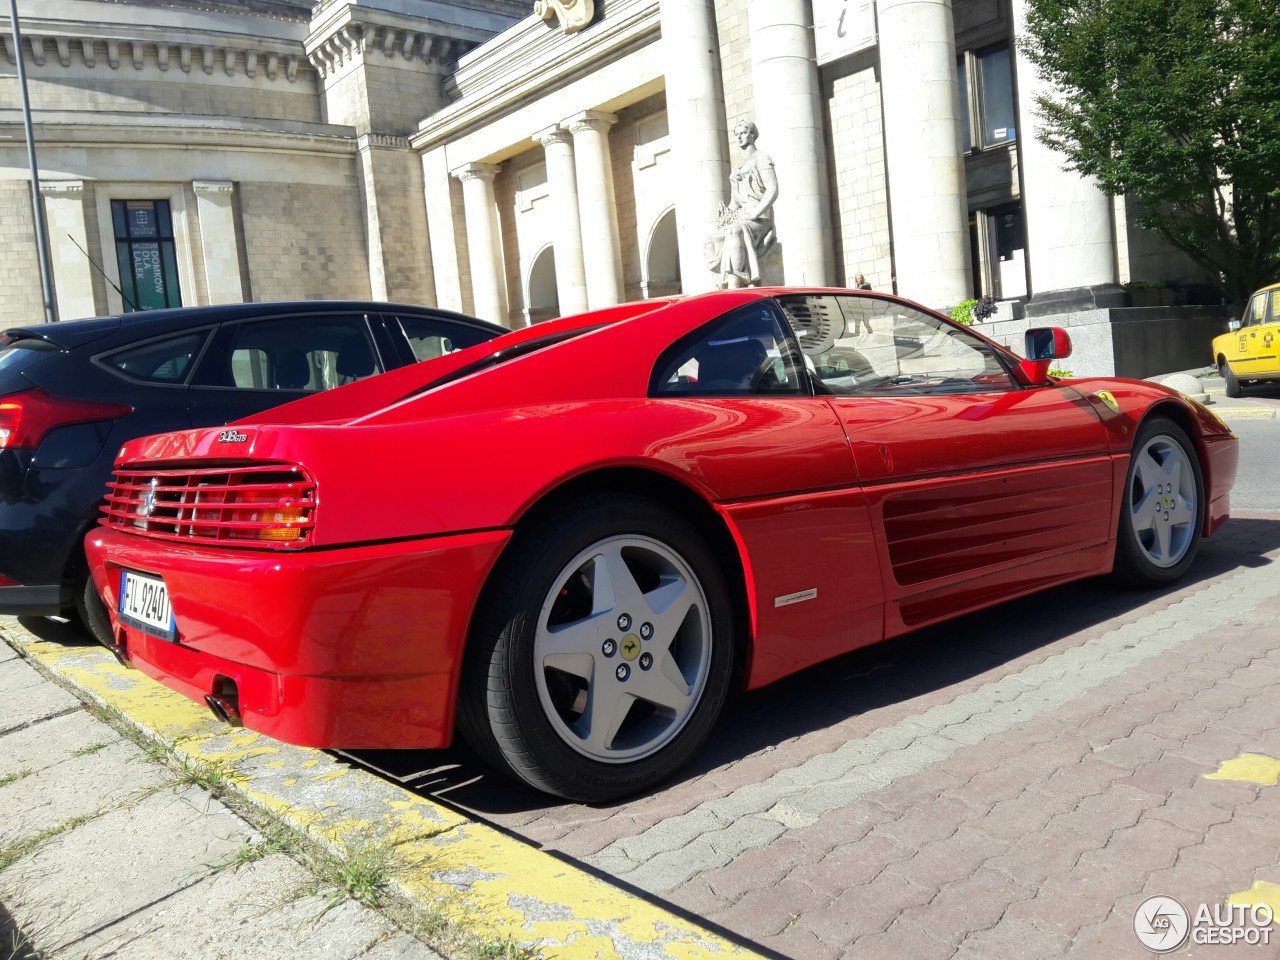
top-left (0, 813), bottom-right (97, 873)
top-left (213, 820), bottom-right (309, 874)
top-left (3, 926), bottom-right (40, 960)
top-left (0, 771), bottom-right (31, 790)
top-left (72, 742), bottom-right (109, 758)
top-left (164, 754), bottom-right (245, 796)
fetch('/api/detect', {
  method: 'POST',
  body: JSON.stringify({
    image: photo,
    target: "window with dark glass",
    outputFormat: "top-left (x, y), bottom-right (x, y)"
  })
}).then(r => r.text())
top-left (111, 200), bottom-right (182, 312)
top-left (651, 302), bottom-right (805, 397)
top-left (958, 44), bottom-right (1017, 152)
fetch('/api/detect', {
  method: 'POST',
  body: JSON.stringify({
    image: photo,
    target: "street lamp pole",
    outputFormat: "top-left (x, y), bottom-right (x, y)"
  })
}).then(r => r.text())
top-left (7, 0), bottom-right (57, 323)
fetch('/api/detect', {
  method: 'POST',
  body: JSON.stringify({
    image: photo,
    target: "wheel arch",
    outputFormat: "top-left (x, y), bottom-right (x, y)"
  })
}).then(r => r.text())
top-left (493, 466), bottom-right (756, 693)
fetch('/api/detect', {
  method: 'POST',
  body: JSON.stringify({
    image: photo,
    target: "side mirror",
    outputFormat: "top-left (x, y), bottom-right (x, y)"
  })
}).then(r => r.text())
top-left (1228, 319), bottom-right (1242, 332)
top-left (1016, 326), bottom-right (1072, 386)
top-left (1024, 327), bottom-right (1072, 361)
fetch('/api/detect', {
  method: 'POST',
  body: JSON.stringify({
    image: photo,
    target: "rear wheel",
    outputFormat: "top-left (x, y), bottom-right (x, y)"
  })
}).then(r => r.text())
top-left (75, 573), bottom-right (115, 647)
top-left (1112, 417), bottom-right (1203, 588)
top-left (457, 493), bottom-right (735, 802)
top-left (1219, 359), bottom-right (1242, 398)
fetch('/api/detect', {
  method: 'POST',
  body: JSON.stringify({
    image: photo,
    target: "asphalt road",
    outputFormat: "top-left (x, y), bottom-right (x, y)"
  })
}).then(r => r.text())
top-left (1228, 416), bottom-right (1280, 514)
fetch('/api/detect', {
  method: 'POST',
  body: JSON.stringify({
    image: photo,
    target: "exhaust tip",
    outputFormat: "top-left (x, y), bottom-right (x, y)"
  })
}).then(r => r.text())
top-left (204, 694), bottom-right (229, 724)
top-left (204, 678), bottom-right (242, 727)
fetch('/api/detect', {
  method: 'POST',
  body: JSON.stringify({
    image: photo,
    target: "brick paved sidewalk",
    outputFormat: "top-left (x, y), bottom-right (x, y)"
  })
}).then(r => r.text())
top-left (424, 513), bottom-right (1280, 959)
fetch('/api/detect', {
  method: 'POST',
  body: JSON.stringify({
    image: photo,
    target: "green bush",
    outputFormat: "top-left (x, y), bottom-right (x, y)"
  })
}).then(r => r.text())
top-left (950, 299), bottom-right (979, 326)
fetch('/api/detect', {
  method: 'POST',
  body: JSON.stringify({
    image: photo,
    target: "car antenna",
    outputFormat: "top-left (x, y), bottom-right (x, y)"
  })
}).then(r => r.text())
top-left (66, 232), bottom-right (138, 312)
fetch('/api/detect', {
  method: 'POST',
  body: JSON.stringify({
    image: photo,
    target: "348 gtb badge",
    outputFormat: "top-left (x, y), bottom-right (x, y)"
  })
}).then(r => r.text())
top-left (86, 288), bottom-right (1238, 802)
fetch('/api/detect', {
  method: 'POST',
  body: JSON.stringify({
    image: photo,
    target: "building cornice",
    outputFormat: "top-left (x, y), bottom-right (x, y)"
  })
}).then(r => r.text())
top-left (304, 5), bottom-right (499, 78)
top-left (410, 0), bottom-right (658, 152)
top-left (0, 114), bottom-right (358, 157)
top-left (0, 24), bottom-right (307, 81)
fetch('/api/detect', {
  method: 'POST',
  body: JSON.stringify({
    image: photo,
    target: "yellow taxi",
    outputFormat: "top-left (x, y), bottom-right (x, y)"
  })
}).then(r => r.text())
top-left (1213, 281), bottom-right (1280, 397)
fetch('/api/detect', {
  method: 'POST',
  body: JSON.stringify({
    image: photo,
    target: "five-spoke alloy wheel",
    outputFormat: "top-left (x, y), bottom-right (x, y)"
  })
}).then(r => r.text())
top-left (1114, 417), bottom-right (1204, 586)
top-left (459, 493), bottom-right (735, 802)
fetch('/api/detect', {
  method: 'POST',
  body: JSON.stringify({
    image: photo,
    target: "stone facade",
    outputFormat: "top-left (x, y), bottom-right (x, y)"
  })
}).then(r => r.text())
top-left (0, 0), bottom-right (1221, 376)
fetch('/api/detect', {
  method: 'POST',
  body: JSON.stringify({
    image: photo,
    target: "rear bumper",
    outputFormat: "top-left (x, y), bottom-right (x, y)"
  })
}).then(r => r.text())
top-left (84, 526), bottom-right (512, 749)
top-left (0, 583), bottom-right (67, 617)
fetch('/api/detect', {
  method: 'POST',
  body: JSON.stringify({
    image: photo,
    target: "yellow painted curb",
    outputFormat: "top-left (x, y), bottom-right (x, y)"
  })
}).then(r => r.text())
top-left (3, 624), bottom-right (762, 960)
top-left (1204, 753), bottom-right (1280, 786)
top-left (1212, 406), bottom-right (1278, 420)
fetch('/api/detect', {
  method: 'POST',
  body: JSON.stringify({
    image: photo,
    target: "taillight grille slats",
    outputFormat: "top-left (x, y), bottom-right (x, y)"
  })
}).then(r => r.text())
top-left (100, 462), bottom-right (316, 549)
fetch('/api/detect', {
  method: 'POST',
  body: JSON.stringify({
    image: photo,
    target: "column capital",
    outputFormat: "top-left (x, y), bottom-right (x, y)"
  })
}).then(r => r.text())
top-left (40, 179), bottom-right (84, 197)
top-left (192, 180), bottom-right (236, 196)
top-left (451, 162), bottom-right (501, 182)
top-left (533, 125), bottom-right (572, 148)
top-left (565, 110), bottom-right (618, 135)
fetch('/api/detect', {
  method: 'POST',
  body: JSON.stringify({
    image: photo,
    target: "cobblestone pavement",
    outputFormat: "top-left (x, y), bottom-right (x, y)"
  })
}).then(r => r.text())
top-left (366, 511), bottom-right (1280, 959)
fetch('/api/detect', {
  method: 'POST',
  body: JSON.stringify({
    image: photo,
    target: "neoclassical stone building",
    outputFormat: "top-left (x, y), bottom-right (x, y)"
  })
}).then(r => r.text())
top-left (1, 0), bottom-right (1225, 374)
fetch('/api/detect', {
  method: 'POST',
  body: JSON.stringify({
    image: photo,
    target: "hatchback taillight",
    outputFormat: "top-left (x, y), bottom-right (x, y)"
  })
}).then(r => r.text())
top-left (0, 389), bottom-right (132, 450)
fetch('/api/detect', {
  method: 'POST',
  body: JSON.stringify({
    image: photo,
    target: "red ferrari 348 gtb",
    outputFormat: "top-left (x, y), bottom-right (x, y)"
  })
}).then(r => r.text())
top-left (86, 288), bottom-right (1238, 801)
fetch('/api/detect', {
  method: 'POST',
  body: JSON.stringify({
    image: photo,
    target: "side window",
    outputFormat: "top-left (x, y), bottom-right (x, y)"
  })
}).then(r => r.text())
top-left (652, 302), bottom-right (805, 397)
top-left (393, 314), bottom-right (492, 362)
top-left (193, 315), bottom-right (382, 391)
top-left (1246, 293), bottom-right (1268, 326)
top-left (777, 294), bottom-right (1016, 395)
top-left (1270, 290), bottom-right (1280, 322)
top-left (99, 332), bottom-right (208, 384)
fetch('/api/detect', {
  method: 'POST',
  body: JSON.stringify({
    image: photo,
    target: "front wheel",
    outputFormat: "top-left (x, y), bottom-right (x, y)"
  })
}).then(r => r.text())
top-left (1112, 417), bottom-right (1204, 588)
top-left (457, 494), bottom-right (736, 802)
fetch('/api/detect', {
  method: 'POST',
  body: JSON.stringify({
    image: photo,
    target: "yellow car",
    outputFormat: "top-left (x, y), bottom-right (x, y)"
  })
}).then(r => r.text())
top-left (1213, 281), bottom-right (1280, 397)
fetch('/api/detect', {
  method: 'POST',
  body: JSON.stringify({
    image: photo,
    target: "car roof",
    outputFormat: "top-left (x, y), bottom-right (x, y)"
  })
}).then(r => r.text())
top-left (3, 300), bottom-right (503, 350)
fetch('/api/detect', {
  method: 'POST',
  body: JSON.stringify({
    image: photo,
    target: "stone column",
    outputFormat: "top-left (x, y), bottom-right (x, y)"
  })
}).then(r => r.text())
top-left (422, 147), bottom-right (468, 315)
top-left (1011, 0), bottom-right (1120, 313)
top-left (660, 0), bottom-right (730, 295)
top-left (877, 0), bottom-right (971, 308)
top-left (567, 111), bottom-right (623, 309)
top-left (452, 163), bottom-right (509, 326)
top-left (535, 126), bottom-right (590, 316)
top-left (192, 181), bottom-right (246, 306)
top-left (747, 0), bottom-right (835, 285)
top-left (40, 180), bottom-right (97, 320)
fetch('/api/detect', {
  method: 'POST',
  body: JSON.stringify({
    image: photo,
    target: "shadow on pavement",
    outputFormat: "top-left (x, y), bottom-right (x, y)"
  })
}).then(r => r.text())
top-left (346, 514), bottom-right (1280, 817)
top-left (17, 518), bottom-right (1280, 820)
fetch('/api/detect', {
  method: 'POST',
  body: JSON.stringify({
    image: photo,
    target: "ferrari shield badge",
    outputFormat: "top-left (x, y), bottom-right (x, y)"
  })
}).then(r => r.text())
top-left (1095, 390), bottom-right (1120, 414)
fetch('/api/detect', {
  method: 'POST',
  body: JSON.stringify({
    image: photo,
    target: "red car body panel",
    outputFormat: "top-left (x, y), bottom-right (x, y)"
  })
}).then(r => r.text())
top-left (84, 288), bottom-right (1239, 750)
top-left (87, 526), bottom-right (509, 746)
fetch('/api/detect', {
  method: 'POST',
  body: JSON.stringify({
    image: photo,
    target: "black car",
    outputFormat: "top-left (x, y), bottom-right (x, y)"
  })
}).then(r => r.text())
top-left (0, 300), bottom-right (504, 643)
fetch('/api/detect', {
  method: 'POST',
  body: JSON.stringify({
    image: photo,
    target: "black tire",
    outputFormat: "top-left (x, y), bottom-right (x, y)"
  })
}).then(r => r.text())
top-left (457, 493), bottom-right (736, 802)
top-left (1219, 359), bottom-right (1242, 398)
top-left (75, 572), bottom-right (115, 648)
top-left (1112, 417), bottom-right (1204, 588)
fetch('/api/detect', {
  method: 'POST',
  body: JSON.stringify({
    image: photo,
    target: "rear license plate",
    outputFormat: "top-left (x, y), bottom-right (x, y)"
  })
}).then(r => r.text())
top-left (118, 569), bottom-right (177, 642)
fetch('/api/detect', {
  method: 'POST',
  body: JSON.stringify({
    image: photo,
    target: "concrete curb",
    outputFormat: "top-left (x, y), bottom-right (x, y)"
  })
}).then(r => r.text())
top-left (1, 623), bottom-right (763, 960)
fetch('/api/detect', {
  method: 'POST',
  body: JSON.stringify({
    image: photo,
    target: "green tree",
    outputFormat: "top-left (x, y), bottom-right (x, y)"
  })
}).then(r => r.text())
top-left (1020, 0), bottom-right (1280, 302)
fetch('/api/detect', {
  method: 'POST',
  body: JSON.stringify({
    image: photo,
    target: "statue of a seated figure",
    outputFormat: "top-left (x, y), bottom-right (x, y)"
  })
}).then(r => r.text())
top-left (704, 120), bottom-right (779, 289)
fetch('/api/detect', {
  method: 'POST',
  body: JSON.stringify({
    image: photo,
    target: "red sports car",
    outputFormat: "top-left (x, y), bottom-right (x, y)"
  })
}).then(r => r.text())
top-left (85, 288), bottom-right (1238, 801)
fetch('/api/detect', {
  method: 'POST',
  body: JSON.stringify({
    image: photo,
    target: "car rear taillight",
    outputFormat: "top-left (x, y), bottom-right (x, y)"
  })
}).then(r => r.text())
top-left (0, 389), bottom-right (132, 450)
top-left (229, 489), bottom-right (310, 543)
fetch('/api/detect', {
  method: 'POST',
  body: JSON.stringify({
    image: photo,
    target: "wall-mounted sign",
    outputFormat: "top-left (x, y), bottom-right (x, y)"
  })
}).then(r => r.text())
top-left (812, 0), bottom-right (878, 65)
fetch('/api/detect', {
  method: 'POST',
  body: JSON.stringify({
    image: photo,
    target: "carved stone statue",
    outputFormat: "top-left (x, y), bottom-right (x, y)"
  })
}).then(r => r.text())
top-left (535, 0), bottom-right (595, 34)
top-left (704, 120), bottom-right (779, 288)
